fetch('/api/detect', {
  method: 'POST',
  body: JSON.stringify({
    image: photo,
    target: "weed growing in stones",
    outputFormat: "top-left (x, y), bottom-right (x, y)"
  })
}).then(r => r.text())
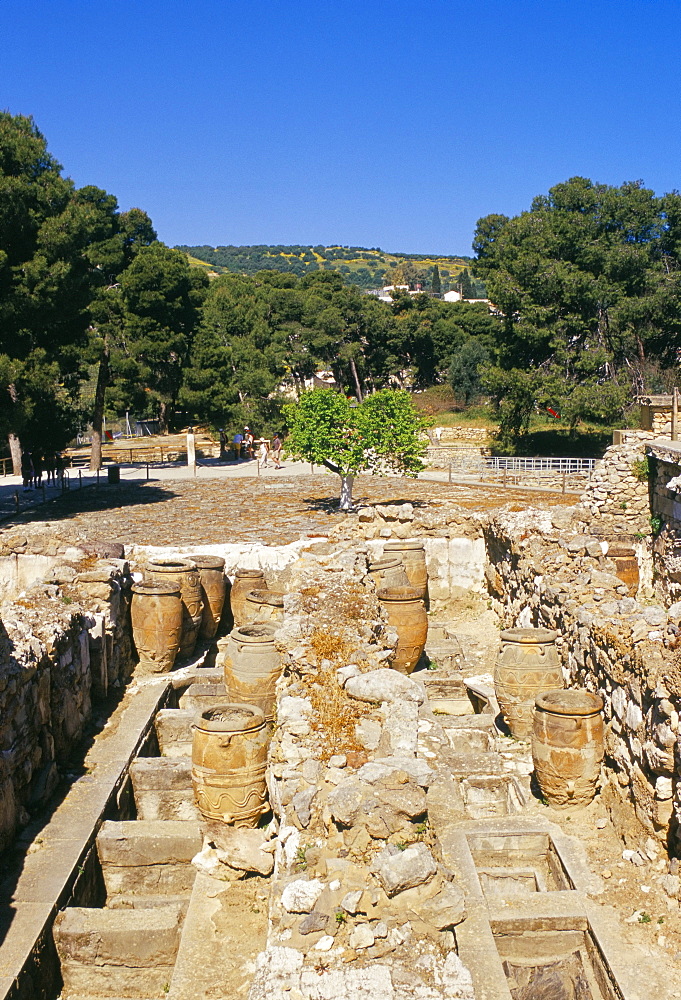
top-left (310, 628), bottom-right (352, 664)
top-left (306, 662), bottom-right (366, 761)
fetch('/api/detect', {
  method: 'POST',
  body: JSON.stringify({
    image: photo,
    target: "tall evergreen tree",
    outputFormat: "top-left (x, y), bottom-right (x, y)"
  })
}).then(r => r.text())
top-left (0, 113), bottom-right (121, 469)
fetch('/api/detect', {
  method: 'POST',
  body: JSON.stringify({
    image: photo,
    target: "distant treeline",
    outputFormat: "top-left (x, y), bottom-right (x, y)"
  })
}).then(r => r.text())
top-left (177, 244), bottom-right (472, 291)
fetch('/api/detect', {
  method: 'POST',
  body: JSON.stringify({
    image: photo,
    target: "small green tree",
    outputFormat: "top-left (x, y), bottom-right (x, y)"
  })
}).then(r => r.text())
top-left (283, 387), bottom-right (428, 509)
top-left (431, 264), bottom-right (442, 295)
top-left (448, 340), bottom-right (489, 404)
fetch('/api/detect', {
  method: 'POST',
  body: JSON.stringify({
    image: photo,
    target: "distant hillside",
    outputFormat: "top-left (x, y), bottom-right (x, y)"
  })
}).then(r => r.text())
top-left (175, 244), bottom-right (472, 291)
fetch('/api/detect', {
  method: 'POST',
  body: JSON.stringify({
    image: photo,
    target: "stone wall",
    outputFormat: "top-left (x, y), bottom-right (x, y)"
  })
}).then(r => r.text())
top-left (330, 498), bottom-right (681, 849)
top-left (330, 502), bottom-right (487, 602)
top-left (647, 441), bottom-right (681, 604)
top-left (0, 558), bottom-right (134, 851)
top-left (483, 507), bottom-right (680, 846)
top-left (428, 427), bottom-right (493, 444)
top-left (580, 439), bottom-right (650, 530)
top-left (425, 427), bottom-right (493, 467)
top-left (425, 445), bottom-right (492, 468)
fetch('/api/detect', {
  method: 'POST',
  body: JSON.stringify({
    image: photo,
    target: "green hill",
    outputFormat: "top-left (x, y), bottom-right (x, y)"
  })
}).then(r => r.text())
top-left (175, 244), bottom-right (472, 291)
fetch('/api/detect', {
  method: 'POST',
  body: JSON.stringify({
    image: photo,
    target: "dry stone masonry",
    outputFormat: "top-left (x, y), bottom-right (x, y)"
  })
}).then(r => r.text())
top-left (6, 471), bottom-right (681, 998)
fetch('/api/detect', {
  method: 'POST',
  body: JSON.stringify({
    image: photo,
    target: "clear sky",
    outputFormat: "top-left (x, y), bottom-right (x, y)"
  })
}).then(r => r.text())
top-left (2, 0), bottom-right (680, 255)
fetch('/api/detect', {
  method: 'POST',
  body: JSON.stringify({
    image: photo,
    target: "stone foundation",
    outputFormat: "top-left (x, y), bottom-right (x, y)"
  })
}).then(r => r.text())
top-left (0, 540), bottom-right (134, 851)
top-left (331, 500), bottom-right (681, 851)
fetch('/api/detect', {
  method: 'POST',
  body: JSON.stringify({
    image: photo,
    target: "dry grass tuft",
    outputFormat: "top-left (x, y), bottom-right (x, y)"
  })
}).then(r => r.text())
top-left (306, 664), bottom-right (365, 762)
top-left (310, 628), bottom-right (352, 664)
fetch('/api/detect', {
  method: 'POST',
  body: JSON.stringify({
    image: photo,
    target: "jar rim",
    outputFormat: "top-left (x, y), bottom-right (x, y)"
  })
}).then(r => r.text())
top-left (188, 554), bottom-right (226, 569)
top-left (246, 589), bottom-right (285, 607)
top-left (132, 581), bottom-right (181, 596)
top-left (377, 586), bottom-right (423, 602)
top-left (195, 702), bottom-right (265, 731)
top-left (501, 628), bottom-right (558, 644)
top-left (535, 688), bottom-right (603, 716)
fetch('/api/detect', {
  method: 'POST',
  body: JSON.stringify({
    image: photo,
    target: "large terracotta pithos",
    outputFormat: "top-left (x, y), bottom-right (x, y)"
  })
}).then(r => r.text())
top-left (146, 558), bottom-right (203, 660)
top-left (221, 624), bottom-right (282, 723)
top-left (607, 544), bottom-right (639, 597)
top-left (231, 569), bottom-right (267, 627)
top-left (188, 554), bottom-right (227, 639)
top-left (532, 689), bottom-right (604, 808)
top-left (377, 586), bottom-right (428, 675)
top-left (243, 589), bottom-right (285, 624)
top-left (131, 582), bottom-right (183, 673)
top-left (368, 556), bottom-right (409, 591)
top-left (383, 540), bottom-right (427, 600)
top-left (191, 703), bottom-right (269, 827)
top-left (494, 628), bottom-right (563, 739)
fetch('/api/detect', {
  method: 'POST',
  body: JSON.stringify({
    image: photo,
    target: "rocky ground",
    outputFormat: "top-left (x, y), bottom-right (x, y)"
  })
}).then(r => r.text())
top-left (9, 475), bottom-right (575, 548)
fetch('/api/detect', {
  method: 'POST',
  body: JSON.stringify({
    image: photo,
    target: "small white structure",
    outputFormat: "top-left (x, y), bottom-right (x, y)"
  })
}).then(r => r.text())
top-left (443, 289), bottom-right (462, 303)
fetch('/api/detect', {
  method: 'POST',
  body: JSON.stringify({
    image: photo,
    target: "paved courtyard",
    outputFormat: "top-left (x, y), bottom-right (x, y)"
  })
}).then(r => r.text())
top-left (9, 470), bottom-right (576, 547)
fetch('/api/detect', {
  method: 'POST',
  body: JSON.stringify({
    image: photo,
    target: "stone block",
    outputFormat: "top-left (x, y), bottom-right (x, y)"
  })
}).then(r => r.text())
top-left (203, 822), bottom-right (275, 875)
top-left (373, 842), bottom-right (437, 897)
top-left (154, 709), bottom-right (196, 757)
top-left (345, 668), bottom-right (424, 705)
top-left (97, 820), bottom-right (201, 896)
top-left (53, 903), bottom-right (181, 997)
top-left (281, 878), bottom-right (324, 913)
top-left (130, 757), bottom-right (199, 822)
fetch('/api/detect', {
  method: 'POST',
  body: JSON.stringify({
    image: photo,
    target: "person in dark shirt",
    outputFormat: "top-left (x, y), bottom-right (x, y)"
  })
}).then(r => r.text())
top-left (21, 450), bottom-right (33, 490)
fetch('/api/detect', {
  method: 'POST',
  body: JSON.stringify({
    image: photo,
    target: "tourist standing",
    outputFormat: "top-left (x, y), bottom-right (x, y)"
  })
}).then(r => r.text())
top-left (21, 449), bottom-right (33, 490)
top-left (232, 430), bottom-right (243, 459)
top-left (257, 439), bottom-right (269, 468)
top-left (271, 433), bottom-right (282, 469)
top-left (32, 451), bottom-right (43, 488)
top-left (244, 427), bottom-right (255, 459)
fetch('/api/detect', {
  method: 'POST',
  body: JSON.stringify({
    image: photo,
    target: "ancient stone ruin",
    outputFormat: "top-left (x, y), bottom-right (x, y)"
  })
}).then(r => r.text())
top-left (2, 462), bottom-right (681, 999)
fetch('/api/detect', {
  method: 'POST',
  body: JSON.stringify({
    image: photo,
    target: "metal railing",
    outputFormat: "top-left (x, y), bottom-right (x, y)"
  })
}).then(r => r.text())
top-left (447, 456), bottom-right (596, 475)
top-left (442, 455), bottom-right (597, 493)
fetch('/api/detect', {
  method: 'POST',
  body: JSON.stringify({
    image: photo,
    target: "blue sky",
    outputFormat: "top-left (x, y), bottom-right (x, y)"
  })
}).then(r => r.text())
top-left (2, 1), bottom-right (680, 254)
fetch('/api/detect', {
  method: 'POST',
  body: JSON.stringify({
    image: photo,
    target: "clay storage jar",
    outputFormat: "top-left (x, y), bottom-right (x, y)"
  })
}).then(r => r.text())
top-left (243, 589), bottom-right (285, 624)
top-left (131, 582), bottom-right (183, 673)
top-left (146, 558), bottom-right (203, 660)
top-left (188, 554), bottom-right (227, 640)
top-left (368, 556), bottom-right (409, 591)
top-left (377, 586), bottom-right (428, 675)
top-left (231, 569), bottom-right (267, 627)
top-left (494, 627), bottom-right (563, 739)
top-left (532, 689), bottom-right (604, 808)
top-left (607, 544), bottom-right (639, 596)
top-left (221, 624), bottom-right (282, 723)
top-left (383, 540), bottom-right (427, 600)
top-left (191, 703), bottom-right (269, 827)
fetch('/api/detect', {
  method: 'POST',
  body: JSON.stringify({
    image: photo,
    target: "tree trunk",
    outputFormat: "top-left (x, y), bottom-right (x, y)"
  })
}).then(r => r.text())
top-left (339, 474), bottom-right (355, 510)
top-left (90, 349), bottom-right (109, 472)
top-left (158, 401), bottom-right (169, 434)
top-left (8, 432), bottom-right (21, 476)
top-left (349, 357), bottom-right (364, 403)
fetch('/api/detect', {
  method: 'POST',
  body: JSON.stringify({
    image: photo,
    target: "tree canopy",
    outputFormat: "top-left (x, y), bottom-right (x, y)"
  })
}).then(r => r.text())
top-left (473, 176), bottom-right (681, 444)
top-left (283, 388), bottom-right (427, 507)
